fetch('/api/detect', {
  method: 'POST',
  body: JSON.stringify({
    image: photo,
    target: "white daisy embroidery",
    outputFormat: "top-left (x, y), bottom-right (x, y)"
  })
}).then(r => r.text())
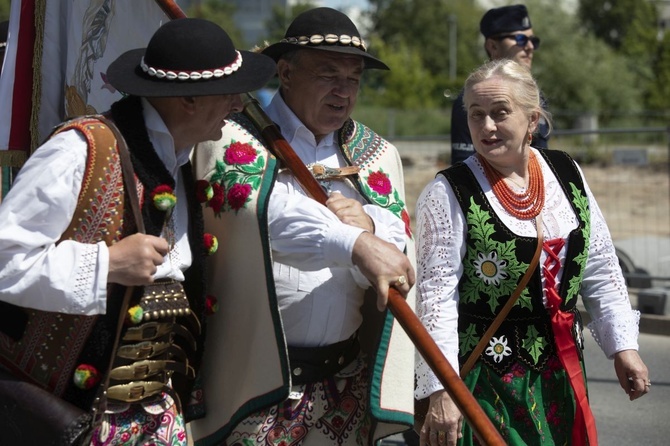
top-left (485, 335), bottom-right (512, 363)
top-left (473, 251), bottom-right (508, 285)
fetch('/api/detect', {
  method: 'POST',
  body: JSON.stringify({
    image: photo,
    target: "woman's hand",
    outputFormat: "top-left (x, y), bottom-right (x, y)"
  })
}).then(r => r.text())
top-left (420, 390), bottom-right (464, 446)
top-left (614, 349), bottom-right (650, 401)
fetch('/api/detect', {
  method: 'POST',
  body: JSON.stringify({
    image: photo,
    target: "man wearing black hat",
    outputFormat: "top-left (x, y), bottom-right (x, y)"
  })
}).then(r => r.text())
top-left (0, 18), bottom-right (275, 445)
top-left (450, 4), bottom-right (549, 165)
top-left (190, 6), bottom-right (415, 446)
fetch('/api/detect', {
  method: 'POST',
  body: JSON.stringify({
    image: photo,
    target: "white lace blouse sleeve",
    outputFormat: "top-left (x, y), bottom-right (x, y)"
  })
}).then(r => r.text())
top-left (414, 175), bottom-right (468, 400)
top-left (577, 165), bottom-right (640, 358)
top-left (0, 130), bottom-right (109, 315)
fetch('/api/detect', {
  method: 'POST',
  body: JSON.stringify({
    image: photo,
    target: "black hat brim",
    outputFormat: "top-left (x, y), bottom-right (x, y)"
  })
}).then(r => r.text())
top-left (107, 48), bottom-right (277, 97)
top-left (262, 42), bottom-right (389, 71)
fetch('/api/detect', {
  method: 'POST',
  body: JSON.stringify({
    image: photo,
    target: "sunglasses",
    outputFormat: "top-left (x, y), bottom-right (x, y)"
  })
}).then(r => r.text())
top-left (493, 34), bottom-right (541, 49)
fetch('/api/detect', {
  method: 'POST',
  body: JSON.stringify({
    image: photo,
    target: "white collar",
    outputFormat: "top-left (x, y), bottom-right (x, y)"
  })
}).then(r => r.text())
top-left (264, 91), bottom-right (335, 148)
top-left (140, 97), bottom-right (191, 175)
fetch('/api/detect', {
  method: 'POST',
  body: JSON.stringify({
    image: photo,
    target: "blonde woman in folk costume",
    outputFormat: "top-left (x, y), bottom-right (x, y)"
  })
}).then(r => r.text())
top-left (415, 59), bottom-right (649, 446)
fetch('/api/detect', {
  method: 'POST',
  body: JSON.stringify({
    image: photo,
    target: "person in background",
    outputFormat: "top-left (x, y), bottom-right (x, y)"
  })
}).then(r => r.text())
top-left (190, 7), bottom-right (416, 446)
top-left (416, 58), bottom-right (649, 446)
top-left (450, 4), bottom-right (549, 165)
top-left (0, 18), bottom-right (275, 445)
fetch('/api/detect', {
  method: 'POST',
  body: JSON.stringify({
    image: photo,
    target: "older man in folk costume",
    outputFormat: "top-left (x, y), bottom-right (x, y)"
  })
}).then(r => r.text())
top-left (190, 7), bottom-right (416, 446)
top-left (0, 18), bottom-right (275, 445)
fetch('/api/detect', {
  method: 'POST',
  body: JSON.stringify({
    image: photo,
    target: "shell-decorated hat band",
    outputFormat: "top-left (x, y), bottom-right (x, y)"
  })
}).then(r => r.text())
top-left (281, 34), bottom-right (367, 52)
top-left (140, 50), bottom-right (243, 81)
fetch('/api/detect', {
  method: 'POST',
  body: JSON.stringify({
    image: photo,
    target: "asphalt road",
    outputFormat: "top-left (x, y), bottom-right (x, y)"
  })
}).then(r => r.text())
top-left (382, 330), bottom-right (669, 446)
top-left (584, 330), bottom-right (670, 445)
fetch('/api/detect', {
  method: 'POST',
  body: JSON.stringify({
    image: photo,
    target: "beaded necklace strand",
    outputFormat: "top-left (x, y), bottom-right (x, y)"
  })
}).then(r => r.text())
top-left (479, 150), bottom-right (545, 220)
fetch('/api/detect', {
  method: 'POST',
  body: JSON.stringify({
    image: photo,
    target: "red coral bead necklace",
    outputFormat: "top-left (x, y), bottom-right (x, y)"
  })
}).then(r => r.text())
top-left (478, 150), bottom-right (544, 220)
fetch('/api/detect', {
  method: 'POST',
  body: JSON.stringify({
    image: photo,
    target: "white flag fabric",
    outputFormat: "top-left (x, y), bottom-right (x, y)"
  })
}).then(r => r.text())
top-left (0, 0), bottom-right (184, 198)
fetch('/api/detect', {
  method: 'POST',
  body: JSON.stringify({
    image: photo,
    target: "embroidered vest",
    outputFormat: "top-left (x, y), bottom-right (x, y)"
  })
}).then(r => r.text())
top-left (0, 97), bottom-right (206, 414)
top-left (438, 150), bottom-right (591, 375)
top-left (189, 113), bottom-right (415, 442)
top-left (0, 118), bottom-right (125, 400)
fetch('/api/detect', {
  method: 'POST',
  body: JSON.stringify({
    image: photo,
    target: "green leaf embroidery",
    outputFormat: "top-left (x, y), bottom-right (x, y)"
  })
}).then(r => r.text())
top-left (522, 325), bottom-right (548, 364)
top-left (459, 323), bottom-right (480, 353)
top-left (567, 182), bottom-right (591, 304)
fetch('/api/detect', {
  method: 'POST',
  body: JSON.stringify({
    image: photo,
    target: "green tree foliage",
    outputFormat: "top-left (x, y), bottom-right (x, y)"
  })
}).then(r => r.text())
top-left (367, 0), bottom-right (485, 103)
top-left (577, 0), bottom-right (665, 112)
top-left (187, 0), bottom-right (246, 48)
top-left (648, 31), bottom-right (670, 111)
top-left (528, 0), bottom-right (641, 127)
top-left (369, 0), bottom-right (651, 127)
top-left (263, 1), bottom-right (317, 44)
top-left (578, 0), bottom-right (658, 52)
top-left (361, 37), bottom-right (437, 110)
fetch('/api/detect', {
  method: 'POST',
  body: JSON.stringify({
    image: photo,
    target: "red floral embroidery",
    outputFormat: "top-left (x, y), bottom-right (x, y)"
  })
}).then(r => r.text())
top-left (227, 183), bottom-right (252, 210)
top-left (366, 170), bottom-right (392, 195)
top-left (546, 401), bottom-right (562, 426)
top-left (224, 141), bottom-right (257, 165)
top-left (209, 183), bottom-right (225, 213)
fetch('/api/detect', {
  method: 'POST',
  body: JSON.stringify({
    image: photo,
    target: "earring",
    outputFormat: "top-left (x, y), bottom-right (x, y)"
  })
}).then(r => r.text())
top-left (528, 133), bottom-right (533, 145)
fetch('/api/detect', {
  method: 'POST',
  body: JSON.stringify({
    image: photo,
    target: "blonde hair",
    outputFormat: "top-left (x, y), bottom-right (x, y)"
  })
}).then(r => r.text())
top-left (463, 59), bottom-right (552, 135)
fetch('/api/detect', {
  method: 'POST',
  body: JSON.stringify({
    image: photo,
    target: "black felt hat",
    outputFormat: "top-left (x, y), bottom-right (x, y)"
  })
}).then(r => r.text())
top-left (262, 7), bottom-right (389, 70)
top-left (107, 18), bottom-right (276, 97)
top-left (480, 4), bottom-right (532, 38)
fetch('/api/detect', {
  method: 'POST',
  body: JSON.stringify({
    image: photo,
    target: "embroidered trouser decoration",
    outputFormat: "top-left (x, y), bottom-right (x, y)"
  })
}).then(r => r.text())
top-left (89, 394), bottom-right (186, 445)
top-left (226, 359), bottom-right (371, 445)
top-left (543, 238), bottom-right (598, 446)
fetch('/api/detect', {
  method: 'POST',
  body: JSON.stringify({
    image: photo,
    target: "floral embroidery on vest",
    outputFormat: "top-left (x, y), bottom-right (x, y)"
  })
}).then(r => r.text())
top-left (460, 197), bottom-right (533, 313)
top-left (361, 167), bottom-right (411, 236)
top-left (341, 120), bottom-right (412, 237)
top-left (209, 140), bottom-right (266, 214)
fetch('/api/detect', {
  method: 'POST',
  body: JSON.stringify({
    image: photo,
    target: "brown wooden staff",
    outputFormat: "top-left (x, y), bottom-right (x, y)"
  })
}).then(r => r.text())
top-left (156, 0), bottom-right (187, 19)
top-left (242, 93), bottom-right (505, 445)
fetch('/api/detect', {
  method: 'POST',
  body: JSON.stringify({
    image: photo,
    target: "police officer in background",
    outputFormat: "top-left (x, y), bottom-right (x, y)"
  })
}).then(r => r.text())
top-left (450, 4), bottom-right (550, 165)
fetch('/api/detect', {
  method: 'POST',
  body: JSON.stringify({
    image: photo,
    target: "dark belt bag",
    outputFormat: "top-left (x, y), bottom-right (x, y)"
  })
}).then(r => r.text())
top-left (288, 334), bottom-right (360, 386)
top-left (0, 367), bottom-right (92, 446)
